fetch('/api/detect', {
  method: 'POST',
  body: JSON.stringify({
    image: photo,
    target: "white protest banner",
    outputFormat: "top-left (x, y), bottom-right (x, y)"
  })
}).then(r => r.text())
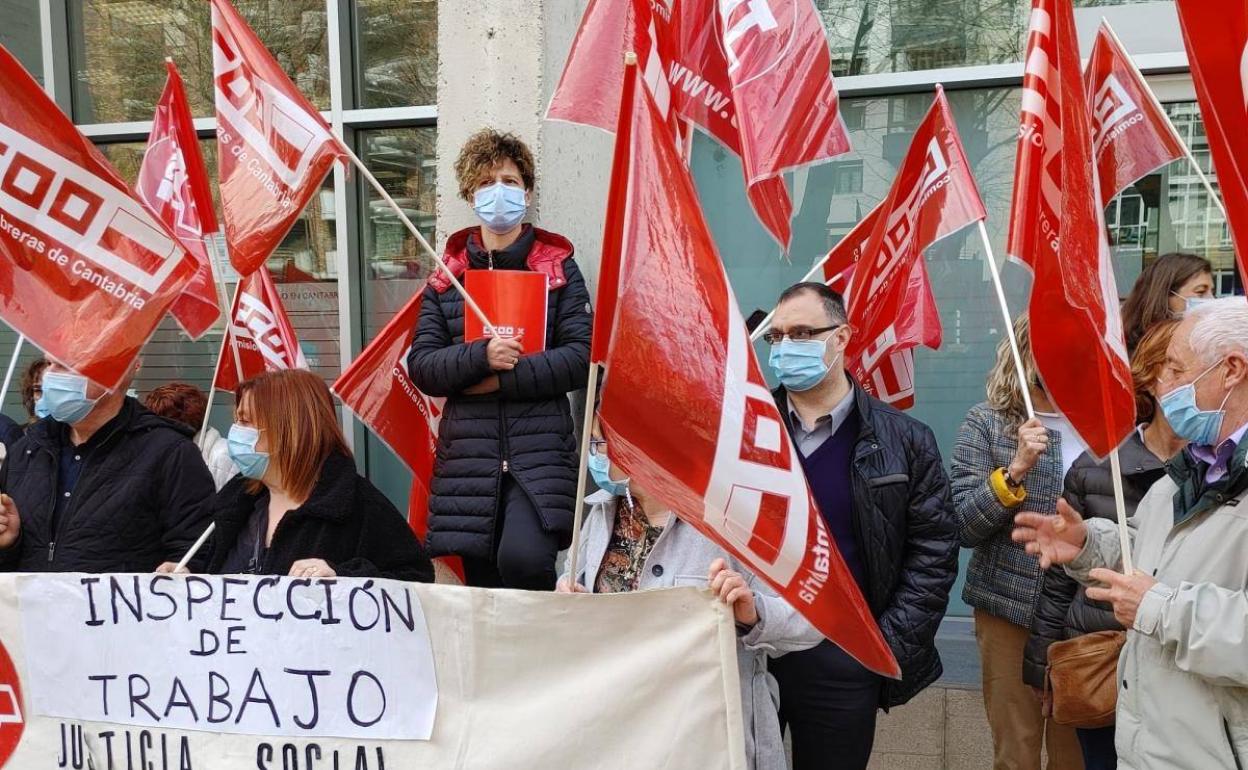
top-left (19, 574), bottom-right (436, 741)
top-left (0, 574), bottom-right (747, 770)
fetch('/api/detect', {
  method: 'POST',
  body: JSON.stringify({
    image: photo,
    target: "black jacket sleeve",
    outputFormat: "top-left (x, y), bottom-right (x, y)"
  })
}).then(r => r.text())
top-left (877, 424), bottom-right (960, 680)
top-left (334, 485), bottom-right (435, 583)
top-left (157, 437), bottom-right (217, 571)
top-left (408, 284), bottom-right (493, 397)
top-left (496, 257), bottom-right (592, 401)
top-left (1023, 465), bottom-right (1086, 688)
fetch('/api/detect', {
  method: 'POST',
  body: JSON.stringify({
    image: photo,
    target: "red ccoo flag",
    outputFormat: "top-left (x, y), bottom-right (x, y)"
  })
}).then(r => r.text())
top-left (213, 265), bottom-right (306, 390)
top-left (211, 0), bottom-right (344, 277)
top-left (332, 290), bottom-right (443, 518)
top-left (1008, 0), bottom-right (1134, 458)
top-left (1174, 0), bottom-right (1248, 282)
top-left (844, 88), bottom-right (982, 396)
top-left (821, 207), bottom-right (941, 410)
top-left (137, 60), bottom-right (222, 340)
top-left (598, 76), bottom-right (898, 677)
top-left (0, 45), bottom-right (197, 389)
top-left (1085, 22), bottom-right (1185, 208)
top-left (549, 0), bottom-right (849, 250)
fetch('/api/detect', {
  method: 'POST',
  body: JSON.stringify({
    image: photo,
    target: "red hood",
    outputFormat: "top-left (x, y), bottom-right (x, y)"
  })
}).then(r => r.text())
top-left (429, 225), bottom-right (575, 293)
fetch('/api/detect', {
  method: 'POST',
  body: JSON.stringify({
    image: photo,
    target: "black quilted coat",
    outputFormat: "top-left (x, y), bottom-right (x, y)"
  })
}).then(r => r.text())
top-left (1022, 431), bottom-right (1166, 688)
top-left (407, 226), bottom-right (592, 561)
top-left (775, 382), bottom-right (960, 709)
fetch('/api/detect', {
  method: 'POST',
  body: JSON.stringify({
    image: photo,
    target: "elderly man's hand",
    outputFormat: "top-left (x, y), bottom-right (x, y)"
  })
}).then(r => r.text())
top-left (1012, 499), bottom-right (1087, 569)
top-left (1085, 568), bottom-right (1158, 628)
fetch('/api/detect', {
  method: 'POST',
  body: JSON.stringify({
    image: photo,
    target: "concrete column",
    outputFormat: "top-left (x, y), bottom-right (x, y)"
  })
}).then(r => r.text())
top-left (436, 0), bottom-right (613, 290)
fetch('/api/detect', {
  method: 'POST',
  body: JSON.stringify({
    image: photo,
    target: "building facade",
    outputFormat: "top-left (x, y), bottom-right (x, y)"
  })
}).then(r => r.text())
top-left (0, 1), bottom-right (1238, 614)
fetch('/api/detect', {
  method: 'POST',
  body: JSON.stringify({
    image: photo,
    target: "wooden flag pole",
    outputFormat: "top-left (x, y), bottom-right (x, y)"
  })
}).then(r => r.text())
top-left (175, 521), bottom-right (215, 573)
top-left (198, 237), bottom-right (236, 452)
top-left (976, 220), bottom-right (1036, 419)
top-left (565, 362), bottom-right (601, 589)
top-left (339, 146), bottom-right (498, 336)
top-left (0, 335), bottom-right (25, 409)
top-left (1109, 447), bottom-right (1135, 575)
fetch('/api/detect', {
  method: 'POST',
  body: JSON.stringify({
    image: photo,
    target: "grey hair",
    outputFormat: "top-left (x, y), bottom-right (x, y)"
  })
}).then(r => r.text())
top-left (1187, 297), bottom-right (1248, 365)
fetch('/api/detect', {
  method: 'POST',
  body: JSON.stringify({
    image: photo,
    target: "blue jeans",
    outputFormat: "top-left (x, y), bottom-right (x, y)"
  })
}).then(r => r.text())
top-left (1076, 725), bottom-right (1117, 770)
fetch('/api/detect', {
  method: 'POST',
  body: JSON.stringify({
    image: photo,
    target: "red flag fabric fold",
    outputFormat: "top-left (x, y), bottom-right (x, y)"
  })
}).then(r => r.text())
top-left (599, 75), bottom-right (898, 679)
top-left (1084, 22), bottom-right (1185, 208)
top-left (0, 45), bottom-right (197, 389)
top-left (1008, 0), bottom-right (1135, 459)
top-left (1174, 0), bottom-right (1248, 282)
top-left (211, 0), bottom-right (344, 277)
top-left (213, 265), bottom-right (306, 390)
top-left (137, 60), bottom-right (222, 340)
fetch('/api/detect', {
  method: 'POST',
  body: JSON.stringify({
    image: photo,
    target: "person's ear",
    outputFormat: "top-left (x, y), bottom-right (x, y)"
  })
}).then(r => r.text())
top-left (1224, 352), bottom-right (1247, 390)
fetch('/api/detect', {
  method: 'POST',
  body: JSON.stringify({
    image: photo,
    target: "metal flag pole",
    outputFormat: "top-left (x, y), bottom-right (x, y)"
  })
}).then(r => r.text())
top-left (976, 221), bottom-right (1036, 419)
top-left (0, 335), bottom-right (25, 409)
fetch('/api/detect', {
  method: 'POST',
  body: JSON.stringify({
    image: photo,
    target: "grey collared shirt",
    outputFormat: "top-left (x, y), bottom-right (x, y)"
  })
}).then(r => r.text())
top-left (787, 387), bottom-right (855, 457)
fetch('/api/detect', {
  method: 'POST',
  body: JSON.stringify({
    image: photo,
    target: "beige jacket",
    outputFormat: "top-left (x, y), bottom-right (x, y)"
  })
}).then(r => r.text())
top-left (1065, 474), bottom-right (1248, 769)
top-left (563, 492), bottom-right (824, 770)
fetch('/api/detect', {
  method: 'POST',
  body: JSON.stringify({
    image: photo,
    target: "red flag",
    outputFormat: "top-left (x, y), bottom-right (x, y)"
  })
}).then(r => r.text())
top-left (549, 0), bottom-right (848, 249)
top-left (1175, 0), bottom-right (1248, 282)
top-left (599, 79), bottom-right (898, 678)
top-left (1008, 0), bottom-right (1134, 458)
top-left (844, 89), bottom-right (982, 375)
top-left (332, 290), bottom-right (443, 507)
top-left (211, 0), bottom-right (344, 276)
top-left (213, 266), bottom-right (306, 390)
top-left (0, 45), bottom-right (197, 389)
top-left (1085, 22), bottom-right (1185, 208)
top-left (136, 60), bottom-right (222, 340)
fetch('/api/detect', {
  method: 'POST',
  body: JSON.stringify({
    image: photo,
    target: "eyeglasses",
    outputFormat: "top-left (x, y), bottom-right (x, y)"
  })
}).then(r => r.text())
top-left (761, 324), bottom-right (842, 345)
top-left (589, 438), bottom-right (607, 456)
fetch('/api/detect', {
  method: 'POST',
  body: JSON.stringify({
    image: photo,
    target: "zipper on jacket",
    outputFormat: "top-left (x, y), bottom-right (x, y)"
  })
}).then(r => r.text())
top-left (1227, 719), bottom-right (1244, 770)
top-left (47, 540), bottom-right (55, 563)
top-left (45, 419), bottom-right (128, 566)
top-left (502, 459), bottom-right (509, 473)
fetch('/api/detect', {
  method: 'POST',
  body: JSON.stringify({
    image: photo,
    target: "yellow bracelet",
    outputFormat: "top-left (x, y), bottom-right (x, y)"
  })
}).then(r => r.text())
top-left (990, 467), bottom-right (1027, 508)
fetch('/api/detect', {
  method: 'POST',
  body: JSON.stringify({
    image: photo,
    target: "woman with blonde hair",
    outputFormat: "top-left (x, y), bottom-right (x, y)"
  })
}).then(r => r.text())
top-left (184, 369), bottom-right (433, 581)
top-left (951, 315), bottom-right (1084, 770)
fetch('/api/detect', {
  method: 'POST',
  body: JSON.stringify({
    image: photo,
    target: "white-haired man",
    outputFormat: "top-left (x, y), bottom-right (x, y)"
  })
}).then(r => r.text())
top-left (1014, 297), bottom-right (1248, 769)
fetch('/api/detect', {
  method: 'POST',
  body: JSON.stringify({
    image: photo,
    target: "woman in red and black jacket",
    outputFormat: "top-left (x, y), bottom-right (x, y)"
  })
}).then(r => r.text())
top-left (407, 129), bottom-right (591, 590)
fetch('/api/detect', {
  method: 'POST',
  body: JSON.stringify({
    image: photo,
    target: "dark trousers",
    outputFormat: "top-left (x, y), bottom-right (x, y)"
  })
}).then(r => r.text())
top-left (770, 639), bottom-right (882, 770)
top-left (1076, 726), bottom-right (1117, 770)
top-left (461, 474), bottom-right (560, 590)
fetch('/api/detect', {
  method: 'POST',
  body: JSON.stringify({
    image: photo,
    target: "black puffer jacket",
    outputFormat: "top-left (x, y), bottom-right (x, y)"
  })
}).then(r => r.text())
top-left (205, 451), bottom-right (434, 582)
top-left (1022, 430), bottom-right (1167, 688)
top-left (407, 226), bottom-right (592, 560)
top-left (775, 382), bottom-right (959, 709)
top-left (0, 398), bottom-right (215, 572)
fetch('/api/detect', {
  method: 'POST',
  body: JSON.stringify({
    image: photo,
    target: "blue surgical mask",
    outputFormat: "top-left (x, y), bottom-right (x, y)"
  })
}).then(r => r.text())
top-left (473, 182), bottom-right (527, 234)
top-left (588, 450), bottom-right (630, 498)
top-left (769, 339), bottom-right (839, 392)
top-left (227, 423), bottom-right (270, 480)
top-left (1159, 360), bottom-right (1233, 447)
top-left (33, 396), bottom-right (50, 420)
top-left (41, 371), bottom-right (100, 424)
top-left (1173, 292), bottom-right (1216, 314)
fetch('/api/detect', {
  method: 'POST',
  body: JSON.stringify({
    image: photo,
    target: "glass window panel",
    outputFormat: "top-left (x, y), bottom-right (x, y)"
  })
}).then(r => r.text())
top-left (94, 139), bottom-right (338, 436)
top-left (819, 0), bottom-right (1166, 77)
top-left (70, 0), bottom-right (329, 124)
top-left (357, 126), bottom-right (437, 508)
top-left (0, 0), bottom-right (42, 85)
top-left (354, 0), bottom-right (437, 108)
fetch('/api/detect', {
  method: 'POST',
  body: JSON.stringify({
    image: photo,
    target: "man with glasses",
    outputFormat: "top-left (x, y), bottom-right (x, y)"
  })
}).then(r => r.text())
top-left (763, 282), bottom-right (958, 770)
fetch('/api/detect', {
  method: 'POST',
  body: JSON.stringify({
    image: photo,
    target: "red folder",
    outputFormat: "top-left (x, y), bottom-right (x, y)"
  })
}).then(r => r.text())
top-left (463, 270), bottom-right (548, 354)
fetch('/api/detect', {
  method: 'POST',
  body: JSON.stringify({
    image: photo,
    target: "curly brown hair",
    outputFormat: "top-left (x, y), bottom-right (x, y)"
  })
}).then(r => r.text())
top-left (1131, 319), bottom-right (1180, 424)
top-left (454, 129), bottom-right (536, 202)
top-left (144, 382), bottom-right (208, 433)
top-left (19, 358), bottom-right (49, 422)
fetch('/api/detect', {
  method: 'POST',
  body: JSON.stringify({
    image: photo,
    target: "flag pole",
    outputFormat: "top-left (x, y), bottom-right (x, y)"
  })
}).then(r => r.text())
top-left (749, 254), bottom-right (832, 343)
top-left (0, 334), bottom-right (24, 409)
top-left (198, 236), bottom-right (235, 451)
top-left (175, 521), bottom-right (215, 573)
top-left (566, 51), bottom-right (640, 589)
top-left (337, 146), bottom-right (498, 336)
top-left (1108, 447), bottom-right (1134, 574)
top-left (1106, 20), bottom-right (1229, 220)
top-left (976, 220), bottom-right (1036, 418)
